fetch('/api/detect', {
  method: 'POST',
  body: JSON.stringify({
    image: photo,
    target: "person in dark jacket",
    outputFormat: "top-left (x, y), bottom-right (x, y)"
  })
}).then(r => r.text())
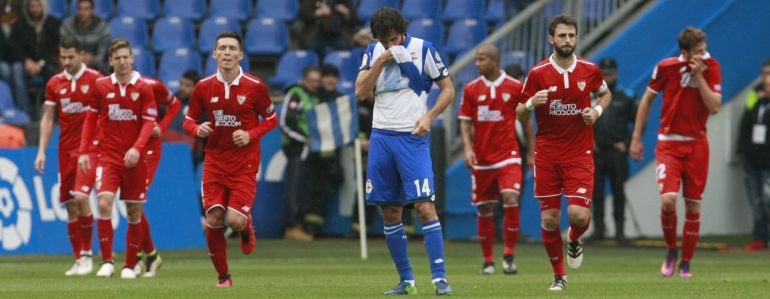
top-left (591, 58), bottom-right (637, 242)
top-left (737, 61), bottom-right (770, 251)
top-left (59, 0), bottom-right (110, 72)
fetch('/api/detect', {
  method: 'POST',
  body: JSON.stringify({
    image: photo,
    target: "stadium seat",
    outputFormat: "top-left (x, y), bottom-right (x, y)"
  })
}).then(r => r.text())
top-left (116, 0), bottom-right (160, 21)
top-left (199, 17), bottom-right (242, 54)
top-left (323, 50), bottom-right (359, 94)
top-left (47, 0), bottom-right (68, 19)
top-left (442, 0), bottom-right (485, 23)
top-left (159, 48), bottom-right (203, 92)
top-left (132, 47), bottom-right (156, 77)
top-left (401, 0), bottom-right (442, 21)
top-left (267, 50), bottom-right (319, 89)
top-left (406, 18), bottom-right (444, 49)
top-left (71, 0), bottom-right (114, 20)
top-left (245, 18), bottom-right (288, 56)
top-left (256, 0), bottom-right (299, 21)
top-left (0, 81), bottom-right (31, 125)
top-left (204, 54), bottom-right (251, 76)
top-left (357, 0), bottom-right (399, 23)
top-left (163, 0), bottom-right (205, 21)
top-left (583, 0), bottom-right (615, 22)
top-left (484, 0), bottom-right (506, 25)
top-left (152, 17), bottom-right (196, 54)
top-left (501, 50), bottom-right (537, 73)
top-left (209, 0), bottom-right (253, 22)
top-left (109, 17), bottom-right (149, 48)
top-left (444, 19), bottom-right (487, 57)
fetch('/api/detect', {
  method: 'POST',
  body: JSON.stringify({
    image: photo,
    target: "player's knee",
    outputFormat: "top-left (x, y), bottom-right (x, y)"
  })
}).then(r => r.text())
top-left (477, 203), bottom-right (495, 216)
top-left (541, 211), bottom-right (560, 229)
top-left (684, 199), bottom-right (701, 213)
top-left (65, 202), bottom-right (80, 221)
top-left (97, 199), bottom-right (112, 216)
top-left (205, 208), bottom-right (226, 228)
top-left (501, 192), bottom-right (519, 207)
top-left (660, 196), bottom-right (677, 211)
top-left (415, 202), bottom-right (438, 222)
top-left (381, 205), bottom-right (403, 224)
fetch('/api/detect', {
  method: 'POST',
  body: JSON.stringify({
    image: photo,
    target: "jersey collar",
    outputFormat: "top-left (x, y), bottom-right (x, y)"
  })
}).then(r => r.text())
top-left (64, 63), bottom-right (87, 81)
top-left (110, 71), bottom-right (141, 85)
top-left (678, 51), bottom-right (711, 61)
top-left (481, 70), bottom-right (507, 88)
top-left (216, 66), bottom-right (244, 86)
top-left (549, 54), bottom-right (577, 74)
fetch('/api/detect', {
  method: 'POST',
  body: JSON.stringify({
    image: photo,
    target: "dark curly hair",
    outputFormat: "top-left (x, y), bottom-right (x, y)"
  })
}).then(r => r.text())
top-left (369, 7), bottom-right (408, 41)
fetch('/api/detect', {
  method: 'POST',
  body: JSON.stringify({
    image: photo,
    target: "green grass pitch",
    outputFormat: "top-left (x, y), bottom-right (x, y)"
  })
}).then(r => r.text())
top-left (1, 239), bottom-right (768, 298)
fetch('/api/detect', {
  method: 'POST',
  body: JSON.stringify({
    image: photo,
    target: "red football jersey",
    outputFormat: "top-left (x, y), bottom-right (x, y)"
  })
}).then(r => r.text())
top-left (44, 64), bottom-right (102, 155)
top-left (647, 53), bottom-right (722, 139)
top-left (141, 76), bottom-right (179, 151)
top-left (87, 72), bottom-right (157, 165)
top-left (185, 70), bottom-right (277, 175)
top-left (521, 55), bottom-right (607, 159)
top-left (459, 73), bottom-right (523, 168)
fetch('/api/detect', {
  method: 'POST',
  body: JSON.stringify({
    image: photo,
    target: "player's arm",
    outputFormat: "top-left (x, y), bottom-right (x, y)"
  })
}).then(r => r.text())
top-left (582, 88), bottom-right (612, 125)
top-left (155, 89), bottom-right (182, 135)
top-left (413, 76), bottom-right (454, 137)
top-left (516, 90), bottom-right (548, 124)
top-left (236, 83), bottom-right (277, 146)
top-left (629, 88), bottom-right (657, 162)
top-left (125, 85), bottom-right (158, 168)
top-left (459, 119), bottom-right (476, 168)
top-left (34, 103), bottom-right (56, 173)
top-left (354, 47), bottom-right (392, 101)
top-left (183, 84), bottom-right (211, 138)
top-left (691, 57), bottom-right (721, 114)
top-left (78, 108), bottom-right (98, 174)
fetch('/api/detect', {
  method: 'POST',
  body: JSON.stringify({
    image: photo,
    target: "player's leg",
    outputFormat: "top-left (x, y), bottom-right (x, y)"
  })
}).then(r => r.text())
top-left (678, 140), bottom-right (709, 278)
top-left (534, 157), bottom-right (567, 291)
top-left (136, 150), bottom-right (161, 276)
top-left (655, 141), bottom-right (684, 277)
top-left (201, 168), bottom-right (231, 287)
top-left (563, 156), bottom-right (594, 270)
top-left (71, 152), bottom-right (98, 275)
top-left (59, 156), bottom-right (82, 276)
top-left (119, 165), bottom-right (148, 279)
top-left (472, 169), bottom-right (498, 275)
top-left (499, 164), bottom-right (522, 275)
top-left (94, 165), bottom-right (117, 277)
top-left (380, 205), bottom-right (417, 295)
top-left (226, 173), bottom-right (258, 255)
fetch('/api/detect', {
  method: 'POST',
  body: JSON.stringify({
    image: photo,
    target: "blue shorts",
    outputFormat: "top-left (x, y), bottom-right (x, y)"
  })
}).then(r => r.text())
top-left (365, 129), bottom-right (435, 205)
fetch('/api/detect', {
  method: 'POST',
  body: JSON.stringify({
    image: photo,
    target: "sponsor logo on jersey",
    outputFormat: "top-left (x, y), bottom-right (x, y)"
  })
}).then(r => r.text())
top-left (61, 98), bottom-right (86, 114)
top-left (108, 104), bottom-right (138, 121)
top-left (549, 99), bottom-right (581, 116)
top-left (80, 85), bottom-right (90, 93)
top-left (477, 105), bottom-right (503, 122)
top-left (365, 179), bottom-right (373, 194)
top-left (210, 96), bottom-right (219, 103)
top-left (213, 109), bottom-right (241, 127)
top-left (577, 81), bottom-right (586, 91)
top-left (237, 95), bottom-right (246, 105)
top-left (130, 92), bottom-right (140, 101)
top-left (679, 66), bottom-right (700, 88)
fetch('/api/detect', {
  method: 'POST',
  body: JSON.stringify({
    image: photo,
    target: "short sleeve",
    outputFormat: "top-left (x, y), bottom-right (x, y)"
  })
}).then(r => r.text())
top-left (647, 62), bottom-right (665, 93)
top-left (423, 43), bottom-right (448, 81)
top-left (254, 81), bottom-right (276, 119)
top-left (458, 84), bottom-right (474, 120)
top-left (141, 84), bottom-right (158, 121)
top-left (359, 44), bottom-right (376, 71)
top-left (186, 82), bottom-right (204, 122)
top-left (44, 80), bottom-right (58, 106)
top-left (520, 70), bottom-right (539, 104)
top-left (705, 59), bottom-right (722, 94)
top-left (590, 66), bottom-right (608, 94)
top-left (154, 81), bottom-right (175, 105)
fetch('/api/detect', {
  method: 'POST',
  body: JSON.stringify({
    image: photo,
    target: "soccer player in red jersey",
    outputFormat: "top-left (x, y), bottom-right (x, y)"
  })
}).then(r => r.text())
top-left (629, 27), bottom-right (722, 279)
top-left (77, 39), bottom-right (158, 279)
top-left (459, 44), bottom-right (533, 276)
top-left (183, 31), bottom-right (278, 288)
top-left (516, 15), bottom-right (612, 291)
top-left (35, 36), bottom-right (102, 276)
top-left (130, 76), bottom-right (181, 277)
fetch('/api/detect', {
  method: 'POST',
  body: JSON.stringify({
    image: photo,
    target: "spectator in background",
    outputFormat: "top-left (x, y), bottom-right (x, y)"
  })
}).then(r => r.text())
top-left (590, 58), bottom-right (636, 243)
top-left (279, 66), bottom-right (322, 242)
top-left (9, 0), bottom-right (61, 115)
top-left (0, 0), bottom-right (25, 112)
top-left (168, 69), bottom-right (199, 135)
top-left (737, 60), bottom-right (770, 251)
top-left (59, 0), bottom-right (110, 72)
top-left (0, 121), bottom-right (25, 147)
top-left (504, 64), bottom-right (525, 81)
top-left (299, 0), bottom-right (357, 58)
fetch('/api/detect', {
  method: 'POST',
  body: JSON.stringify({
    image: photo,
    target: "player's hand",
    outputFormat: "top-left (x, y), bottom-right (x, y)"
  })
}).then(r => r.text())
top-left (34, 153), bottom-right (46, 174)
top-left (613, 141), bottom-right (628, 153)
top-left (689, 55), bottom-right (706, 77)
top-left (378, 49), bottom-right (394, 62)
top-left (463, 148), bottom-right (477, 169)
top-left (411, 116), bottom-right (432, 137)
top-left (581, 107), bottom-right (600, 125)
top-left (151, 124), bottom-right (162, 137)
top-left (78, 154), bottom-right (91, 174)
top-left (528, 89), bottom-right (549, 108)
top-left (124, 147), bottom-right (140, 168)
top-left (197, 121), bottom-right (213, 138)
top-left (526, 150), bottom-right (535, 169)
top-left (232, 129), bottom-right (250, 147)
top-left (629, 138), bottom-right (643, 162)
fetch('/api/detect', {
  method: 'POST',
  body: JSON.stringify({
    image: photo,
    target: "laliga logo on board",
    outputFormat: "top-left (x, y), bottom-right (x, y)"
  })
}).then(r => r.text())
top-left (0, 158), bottom-right (33, 251)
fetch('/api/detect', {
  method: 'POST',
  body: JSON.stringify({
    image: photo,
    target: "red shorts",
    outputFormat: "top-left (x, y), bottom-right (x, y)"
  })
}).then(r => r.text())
top-left (58, 153), bottom-right (78, 204)
top-left (96, 159), bottom-right (148, 203)
top-left (533, 154), bottom-right (594, 211)
top-left (201, 167), bottom-right (257, 219)
top-left (144, 144), bottom-right (162, 187)
top-left (471, 163), bottom-right (522, 206)
top-left (69, 152), bottom-right (99, 200)
top-left (655, 139), bottom-right (709, 200)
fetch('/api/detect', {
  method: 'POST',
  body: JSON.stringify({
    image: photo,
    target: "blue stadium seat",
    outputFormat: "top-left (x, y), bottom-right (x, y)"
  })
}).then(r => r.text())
top-left (357, 0), bottom-right (399, 23)
top-left (256, 0), bottom-right (299, 21)
top-left (71, 0), bottom-right (114, 20)
top-left (323, 50), bottom-right (359, 94)
top-left (109, 17), bottom-right (149, 48)
top-left (48, 0), bottom-right (68, 19)
top-left (164, 0), bottom-right (205, 21)
top-left (484, 0), bottom-right (505, 25)
top-left (401, 0), bottom-right (441, 21)
top-left (116, 0), bottom-right (160, 21)
top-left (583, 0), bottom-right (615, 22)
top-left (159, 48), bottom-right (203, 92)
top-left (501, 50), bottom-right (536, 73)
top-left (406, 18), bottom-right (444, 48)
top-left (209, 0), bottom-right (253, 22)
top-left (152, 17), bottom-right (196, 54)
top-left (245, 18), bottom-right (288, 56)
top-left (0, 81), bottom-right (31, 125)
top-left (444, 19), bottom-right (487, 57)
top-left (132, 47), bottom-right (156, 77)
top-left (204, 54), bottom-right (251, 76)
top-left (199, 17), bottom-right (242, 54)
top-left (442, 0), bottom-right (485, 23)
top-left (267, 50), bottom-right (319, 89)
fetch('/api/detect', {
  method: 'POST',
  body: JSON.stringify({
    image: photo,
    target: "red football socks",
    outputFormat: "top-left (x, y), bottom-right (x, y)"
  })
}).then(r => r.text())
top-left (67, 220), bottom-right (82, 259)
top-left (661, 209), bottom-right (678, 249)
top-left (79, 215), bottom-right (93, 253)
top-left (206, 226), bottom-right (229, 276)
top-left (477, 214), bottom-right (495, 263)
top-left (124, 221), bottom-right (143, 268)
top-left (568, 215), bottom-right (591, 242)
top-left (542, 228), bottom-right (566, 276)
top-left (681, 212), bottom-right (700, 262)
top-left (141, 213), bottom-right (155, 254)
top-left (97, 218), bottom-right (114, 262)
top-left (503, 207), bottom-right (520, 256)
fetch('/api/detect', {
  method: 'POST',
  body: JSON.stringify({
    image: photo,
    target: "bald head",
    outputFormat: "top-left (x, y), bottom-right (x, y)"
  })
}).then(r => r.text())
top-left (476, 44), bottom-right (501, 65)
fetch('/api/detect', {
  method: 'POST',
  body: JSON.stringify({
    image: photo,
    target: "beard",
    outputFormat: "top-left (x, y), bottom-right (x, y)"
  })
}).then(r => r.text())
top-left (554, 45), bottom-right (574, 58)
